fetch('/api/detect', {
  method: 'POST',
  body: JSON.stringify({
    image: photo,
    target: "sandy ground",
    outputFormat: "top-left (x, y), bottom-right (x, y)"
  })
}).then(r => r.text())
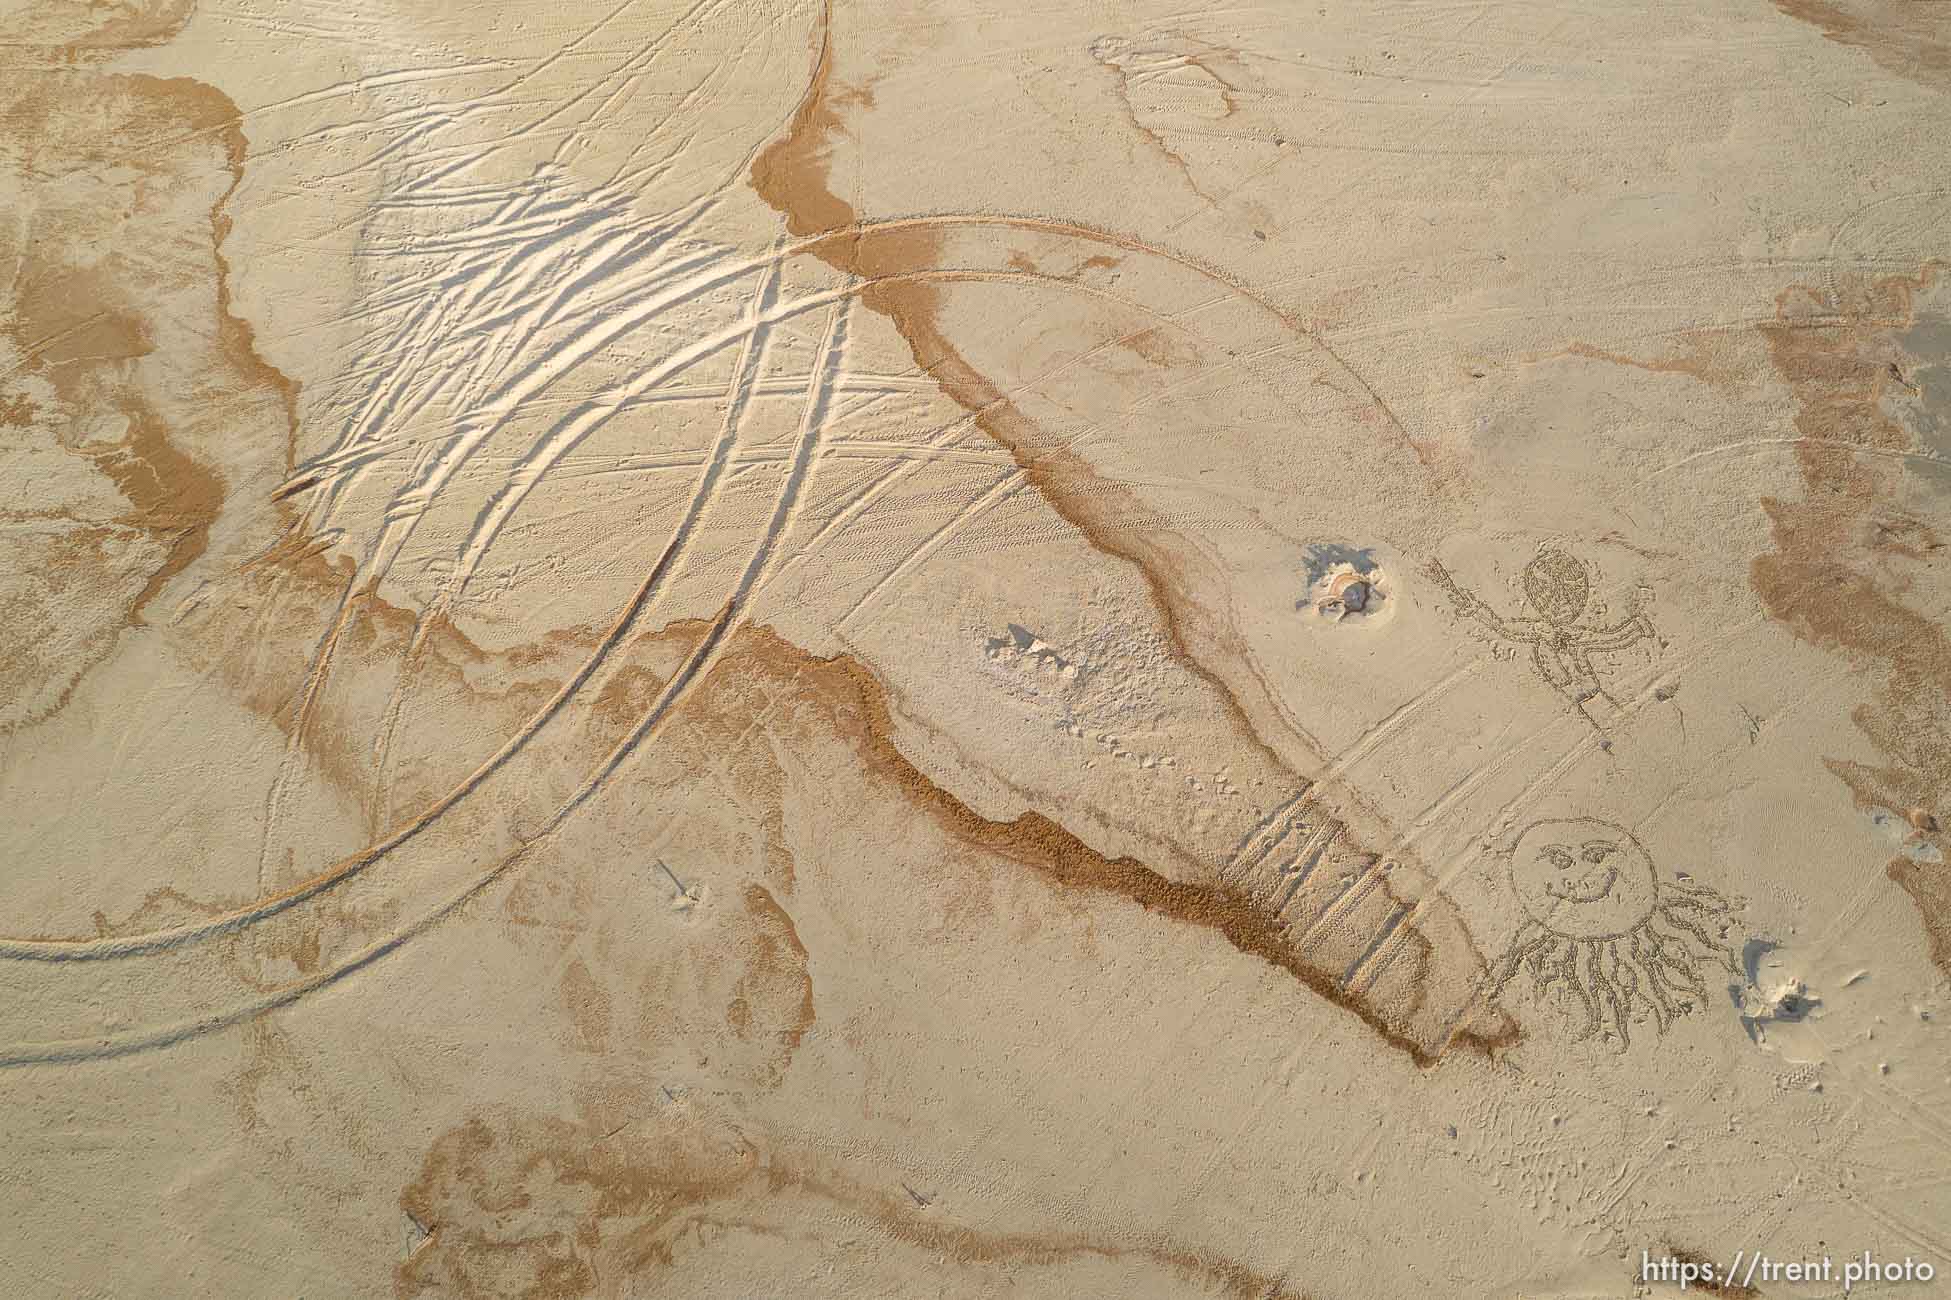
top-left (4, 0), bottom-right (1951, 1295)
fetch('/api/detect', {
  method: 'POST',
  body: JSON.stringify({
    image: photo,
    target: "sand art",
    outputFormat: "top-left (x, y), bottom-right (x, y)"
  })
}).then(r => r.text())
top-left (4, 0), bottom-right (1951, 1294)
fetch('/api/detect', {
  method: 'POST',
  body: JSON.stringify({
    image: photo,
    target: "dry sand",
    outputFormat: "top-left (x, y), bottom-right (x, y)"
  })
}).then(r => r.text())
top-left (4, 0), bottom-right (1951, 1295)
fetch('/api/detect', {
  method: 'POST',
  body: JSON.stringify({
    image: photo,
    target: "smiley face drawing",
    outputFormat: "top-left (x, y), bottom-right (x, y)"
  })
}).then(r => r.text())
top-left (1488, 818), bottom-right (1740, 1048)
top-left (1510, 821), bottom-right (1659, 940)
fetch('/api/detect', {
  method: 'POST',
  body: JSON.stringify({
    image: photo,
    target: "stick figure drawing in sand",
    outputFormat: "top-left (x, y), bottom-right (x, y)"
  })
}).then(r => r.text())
top-left (1427, 547), bottom-right (1658, 729)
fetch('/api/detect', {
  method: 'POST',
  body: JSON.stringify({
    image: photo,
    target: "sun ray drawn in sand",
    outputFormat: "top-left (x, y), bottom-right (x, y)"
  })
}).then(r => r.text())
top-left (1487, 817), bottom-right (1741, 1050)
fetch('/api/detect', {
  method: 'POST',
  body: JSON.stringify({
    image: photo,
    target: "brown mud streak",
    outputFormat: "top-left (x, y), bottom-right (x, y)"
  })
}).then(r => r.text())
top-left (739, 883), bottom-right (817, 1052)
top-left (1771, 0), bottom-right (1951, 94)
top-left (8, 260), bottom-right (223, 628)
top-left (745, 625), bottom-right (1512, 1067)
top-left (3, 15), bottom-right (302, 729)
top-left (748, 14), bottom-right (1512, 1061)
top-left (400, 1102), bottom-right (1311, 1299)
top-left (196, 79), bottom-right (306, 474)
top-left (746, 4), bottom-right (1299, 795)
top-left (59, 0), bottom-right (197, 54)
top-left (1555, 338), bottom-right (1744, 391)
top-left (1751, 266), bottom-right (1951, 973)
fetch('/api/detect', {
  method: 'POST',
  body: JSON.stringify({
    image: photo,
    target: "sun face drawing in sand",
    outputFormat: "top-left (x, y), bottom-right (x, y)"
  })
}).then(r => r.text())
top-left (1488, 818), bottom-right (1741, 1049)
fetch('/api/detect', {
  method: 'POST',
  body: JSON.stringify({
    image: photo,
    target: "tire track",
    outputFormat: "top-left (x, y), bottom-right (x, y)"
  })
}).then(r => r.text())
top-left (0, 296), bottom-right (851, 1066)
